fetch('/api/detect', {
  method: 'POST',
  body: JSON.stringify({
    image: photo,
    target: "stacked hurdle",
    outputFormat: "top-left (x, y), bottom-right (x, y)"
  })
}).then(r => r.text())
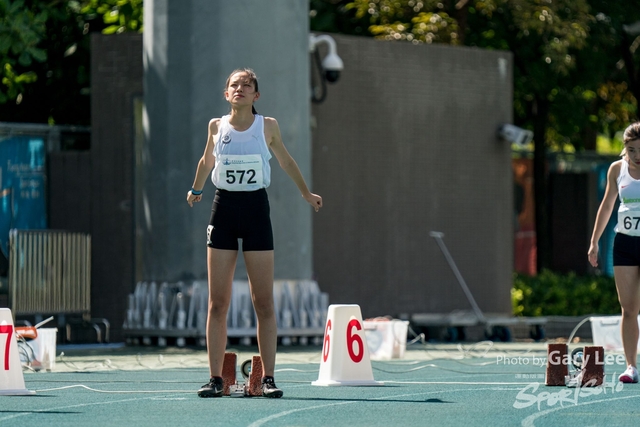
top-left (122, 280), bottom-right (329, 346)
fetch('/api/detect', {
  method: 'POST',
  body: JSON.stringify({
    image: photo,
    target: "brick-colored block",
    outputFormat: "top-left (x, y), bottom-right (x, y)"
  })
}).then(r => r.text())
top-left (222, 352), bottom-right (237, 396)
top-left (545, 343), bottom-right (568, 386)
top-left (581, 346), bottom-right (604, 387)
top-left (247, 356), bottom-right (263, 397)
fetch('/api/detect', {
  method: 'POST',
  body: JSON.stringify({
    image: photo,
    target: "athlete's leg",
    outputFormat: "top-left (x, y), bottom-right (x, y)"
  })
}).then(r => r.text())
top-left (244, 250), bottom-right (277, 376)
top-left (614, 265), bottom-right (640, 367)
top-left (206, 247), bottom-right (238, 377)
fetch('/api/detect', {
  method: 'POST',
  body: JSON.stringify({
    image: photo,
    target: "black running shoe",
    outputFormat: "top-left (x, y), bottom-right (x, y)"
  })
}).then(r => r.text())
top-left (261, 376), bottom-right (283, 398)
top-left (197, 377), bottom-right (224, 398)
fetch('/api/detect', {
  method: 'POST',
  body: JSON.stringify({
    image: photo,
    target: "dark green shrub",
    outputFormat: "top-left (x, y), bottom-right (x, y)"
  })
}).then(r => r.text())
top-left (512, 269), bottom-right (620, 316)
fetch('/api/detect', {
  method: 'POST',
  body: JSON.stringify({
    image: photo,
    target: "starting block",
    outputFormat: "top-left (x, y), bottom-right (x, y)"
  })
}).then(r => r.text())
top-left (565, 346), bottom-right (605, 387)
top-left (222, 352), bottom-right (264, 397)
top-left (222, 352), bottom-right (237, 395)
top-left (0, 308), bottom-right (35, 395)
top-left (581, 346), bottom-right (605, 386)
top-left (545, 343), bottom-right (569, 386)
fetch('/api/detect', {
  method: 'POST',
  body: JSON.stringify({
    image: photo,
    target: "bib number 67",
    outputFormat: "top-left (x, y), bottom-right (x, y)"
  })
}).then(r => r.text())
top-left (623, 216), bottom-right (640, 230)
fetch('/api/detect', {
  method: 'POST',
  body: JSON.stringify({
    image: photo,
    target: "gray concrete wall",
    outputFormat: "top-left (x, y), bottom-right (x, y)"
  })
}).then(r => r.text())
top-left (91, 33), bottom-right (142, 339)
top-left (141, 3), bottom-right (514, 318)
top-left (311, 34), bottom-right (514, 318)
top-left (142, 0), bottom-right (312, 282)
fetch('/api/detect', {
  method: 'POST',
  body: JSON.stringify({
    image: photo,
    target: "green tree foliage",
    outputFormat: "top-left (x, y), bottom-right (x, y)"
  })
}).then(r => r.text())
top-left (0, 1), bottom-right (91, 124)
top-left (512, 270), bottom-right (619, 316)
top-left (0, 0), bottom-right (47, 104)
top-left (579, 1), bottom-right (640, 139)
top-left (338, 0), bottom-right (639, 142)
top-left (80, 0), bottom-right (143, 34)
top-left (310, 0), bottom-right (370, 34)
top-left (0, 0), bottom-right (142, 125)
top-left (313, 0), bottom-right (640, 271)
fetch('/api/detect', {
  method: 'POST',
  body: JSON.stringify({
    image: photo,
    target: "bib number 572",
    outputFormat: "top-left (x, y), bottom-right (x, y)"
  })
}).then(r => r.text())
top-left (225, 169), bottom-right (256, 185)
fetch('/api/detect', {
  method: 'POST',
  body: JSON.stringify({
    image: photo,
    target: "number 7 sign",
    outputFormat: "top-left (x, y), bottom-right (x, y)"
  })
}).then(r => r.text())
top-left (0, 308), bottom-right (35, 395)
top-left (1, 324), bottom-right (13, 370)
top-left (312, 304), bottom-right (382, 386)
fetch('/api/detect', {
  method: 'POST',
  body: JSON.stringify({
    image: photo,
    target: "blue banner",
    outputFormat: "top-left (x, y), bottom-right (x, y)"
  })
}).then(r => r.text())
top-left (596, 163), bottom-right (618, 277)
top-left (0, 135), bottom-right (47, 257)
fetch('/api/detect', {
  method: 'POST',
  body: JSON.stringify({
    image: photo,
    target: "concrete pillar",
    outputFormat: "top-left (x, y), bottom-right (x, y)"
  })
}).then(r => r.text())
top-left (142, 0), bottom-right (311, 282)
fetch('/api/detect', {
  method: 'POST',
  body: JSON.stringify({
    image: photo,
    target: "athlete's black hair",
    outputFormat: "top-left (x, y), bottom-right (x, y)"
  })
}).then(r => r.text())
top-left (624, 122), bottom-right (640, 144)
top-left (225, 68), bottom-right (259, 115)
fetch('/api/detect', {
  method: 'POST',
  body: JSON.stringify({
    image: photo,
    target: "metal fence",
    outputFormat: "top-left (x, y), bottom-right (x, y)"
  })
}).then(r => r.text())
top-left (8, 230), bottom-right (91, 316)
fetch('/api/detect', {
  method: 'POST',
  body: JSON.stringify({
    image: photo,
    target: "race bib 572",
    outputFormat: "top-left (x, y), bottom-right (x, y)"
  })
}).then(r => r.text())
top-left (214, 154), bottom-right (263, 191)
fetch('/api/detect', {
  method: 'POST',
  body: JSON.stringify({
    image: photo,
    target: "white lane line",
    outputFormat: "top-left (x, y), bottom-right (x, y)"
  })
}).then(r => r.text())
top-left (0, 396), bottom-right (158, 424)
top-left (384, 380), bottom-right (533, 385)
top-left (33, 384), bottom-right (192, 393)
top-left (247, 387), bottom-right (517, 427)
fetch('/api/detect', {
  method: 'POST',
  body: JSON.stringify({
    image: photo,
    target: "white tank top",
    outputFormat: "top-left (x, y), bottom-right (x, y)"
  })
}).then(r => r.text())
top-left (616, 159), bottom-right (640, 235)
top-left (211, 114), bottom-right (272, 191)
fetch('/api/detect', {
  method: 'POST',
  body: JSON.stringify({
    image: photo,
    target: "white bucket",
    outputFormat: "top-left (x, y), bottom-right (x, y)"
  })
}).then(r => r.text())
top-left (30, 328), bottom-right (58, 371)
top-left (590, 316), bottom-right (640, 352)
top-left (364, 320), bottom-right (409, 361)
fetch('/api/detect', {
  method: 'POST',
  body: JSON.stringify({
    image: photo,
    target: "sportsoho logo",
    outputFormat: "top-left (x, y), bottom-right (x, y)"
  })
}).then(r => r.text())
top-left (500, 350), bottom-right (627, 410)
top-left (513, 375), bottom-right (624, 411)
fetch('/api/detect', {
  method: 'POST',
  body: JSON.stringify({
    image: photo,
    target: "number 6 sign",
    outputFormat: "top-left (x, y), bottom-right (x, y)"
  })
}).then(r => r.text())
top-left (0, 308), bottom-right (35, 395)
top-left (312, 304), bottom-right (382, 386)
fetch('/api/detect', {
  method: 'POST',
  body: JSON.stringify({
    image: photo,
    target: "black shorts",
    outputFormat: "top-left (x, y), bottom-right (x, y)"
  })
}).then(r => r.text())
top-left (207, 188), bottom-right (274, 251)
top-left (613, 232), bottom-right (640, 266)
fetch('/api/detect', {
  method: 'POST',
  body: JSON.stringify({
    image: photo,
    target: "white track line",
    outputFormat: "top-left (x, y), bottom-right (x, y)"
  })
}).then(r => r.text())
top-left (247, 387), bottom-right (520, 427)
top-left (33, 384), bottom-right (192, 393)
top-left (384, 380), bottom-right (534, 385)
top-left (0, 396), bottom-right (158, 424)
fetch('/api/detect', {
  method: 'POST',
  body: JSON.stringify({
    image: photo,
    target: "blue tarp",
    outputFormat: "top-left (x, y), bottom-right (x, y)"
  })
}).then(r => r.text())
top-left (0, 135), bottom-right (47, 257)
top-left (596, 162), bottom-right (618, 277)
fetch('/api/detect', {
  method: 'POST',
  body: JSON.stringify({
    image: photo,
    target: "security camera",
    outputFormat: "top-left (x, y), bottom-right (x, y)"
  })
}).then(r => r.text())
top-left (322, 56), bottom-right (343, 83)
top-left (309, 34), bottom-right (344, 83)
top-left (497, 124), bottom-right (534, 146)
